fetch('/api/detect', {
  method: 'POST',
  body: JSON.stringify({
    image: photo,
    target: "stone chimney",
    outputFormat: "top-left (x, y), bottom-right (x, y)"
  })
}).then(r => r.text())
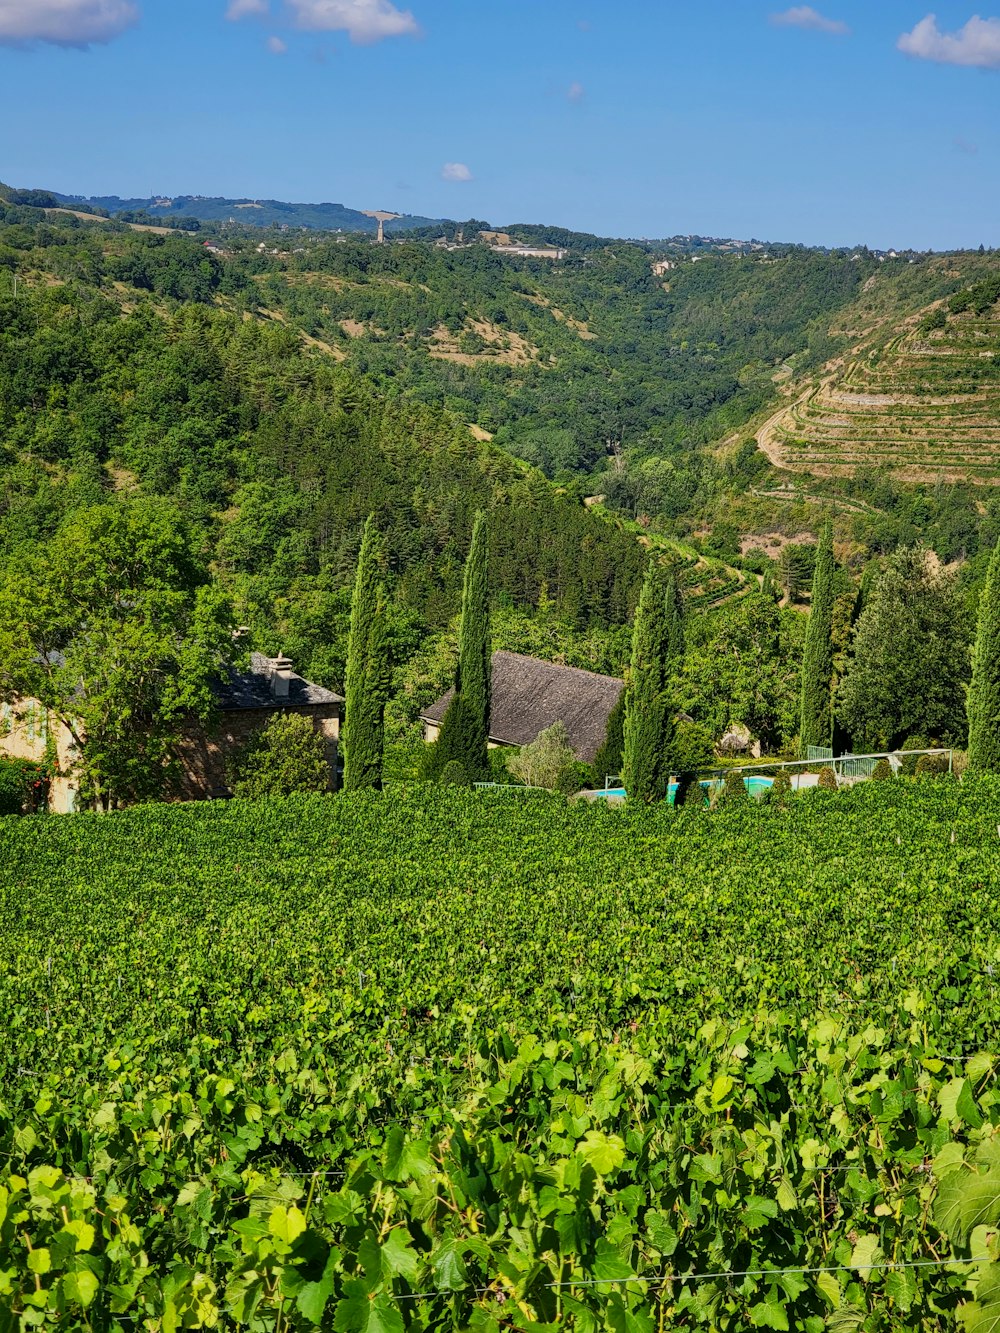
top-left (270, 653), bottom-right (294, 701)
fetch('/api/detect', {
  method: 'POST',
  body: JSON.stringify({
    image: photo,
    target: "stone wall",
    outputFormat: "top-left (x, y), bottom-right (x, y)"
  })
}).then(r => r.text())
top-left (174, 705), bottom-right (341, 800)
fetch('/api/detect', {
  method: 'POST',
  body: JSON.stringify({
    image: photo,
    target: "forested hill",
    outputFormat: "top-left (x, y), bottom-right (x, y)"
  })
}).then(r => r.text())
top-left (0, 202), bottom-right (649, 708)
top-left (4, 190), bottom-right (1000, 585)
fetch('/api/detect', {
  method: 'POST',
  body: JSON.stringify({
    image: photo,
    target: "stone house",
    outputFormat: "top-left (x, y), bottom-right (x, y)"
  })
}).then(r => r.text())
top-left (175, 653), bottom-right (342, 801)
top-left (0, 653), bottom-right (342, 812)
top-left (420, 650), bottom-right (624, 764)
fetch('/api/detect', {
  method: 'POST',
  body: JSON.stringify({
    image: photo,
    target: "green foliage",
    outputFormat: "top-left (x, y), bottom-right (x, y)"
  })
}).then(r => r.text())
top-left (343, 518), bottom-right (391, 793)
top-left (800, 520), bottom-right (835, 753)
top-left (508, 720), bottom-right (577, 790)
top-left (817, 765), bottom-right (839, 791)
top-left (672, 717), bottom-right (715, 771)
top-left (0, 497), bottom-right (232, 809)
top-left (770, 766), bottom-right (793, 801)
top-left (679, 593), bottom-right (804, 750)
top-left (0, 756), bottom-right (44, 816)
top-left (438, 759), bottom-right (471, 787)
top-left (838, 548), bottom-right (969, 752)
top-left (229, 712), bottom-right (331, 799)
top-left (4, 781), bottom-right (1000, 1325)
top-left (872, 757), bottom-right (893, 780)
top-left (622, 565), bottom-right (678, 803)
top-left (592, 691), bottom-right (625, 785)
top-left (556, 760), bottom-right (594, 795)
top-left (428, 515), bottom-right (491, 782)
top-left (715, 767), bottom-right (750, 807)
top-left (915, 753), bottom-right (950, 777)
top-left (967, 539), bottom-right (1000, 774)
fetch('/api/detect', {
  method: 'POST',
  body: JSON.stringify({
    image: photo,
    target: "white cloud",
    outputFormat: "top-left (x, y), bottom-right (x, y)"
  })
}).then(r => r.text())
top-left (898, 13), bottom-right (1000, 68)
top-left (441, 162), bottom-right (473, 182)
top-left (227, 0), bottom-right (269, 16)
top-left (567, 80), bottom-right (585, 102)
top-left (267, 33), bottom-right (287, 51)
top-left (284, 0), bottom-right (418, 43)
top-left (770, 6), bottom-right (850, 35)
top-left (0, 0), bottom-right (138, 47)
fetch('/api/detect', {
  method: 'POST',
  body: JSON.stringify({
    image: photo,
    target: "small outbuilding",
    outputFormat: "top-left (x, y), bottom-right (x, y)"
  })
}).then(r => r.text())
top-left (420, 650), bottom-right (624, 764)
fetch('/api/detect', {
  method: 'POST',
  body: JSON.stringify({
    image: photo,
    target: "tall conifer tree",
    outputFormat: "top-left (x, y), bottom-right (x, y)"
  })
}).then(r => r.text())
top-left (431, 512), bottom-right (491, 780)
top-left (623, 564), bottom-right (679, 802)
top-left (343, 517), bottom-right (391, 792)
top-left (799, 519), bottom-right (835, 753)
top-left (967, 538), bottom-right (1000, 772)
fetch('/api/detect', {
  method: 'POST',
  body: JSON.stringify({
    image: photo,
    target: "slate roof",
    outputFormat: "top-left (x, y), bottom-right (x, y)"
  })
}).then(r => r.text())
top-left (421, 651), bottom-right (624, 763)
top-left (215, 653), bottom-right (343, 711)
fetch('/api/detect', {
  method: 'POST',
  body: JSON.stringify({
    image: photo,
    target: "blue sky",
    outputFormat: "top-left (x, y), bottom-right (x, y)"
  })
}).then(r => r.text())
top-left (0, 0), bottom-right (997, 248)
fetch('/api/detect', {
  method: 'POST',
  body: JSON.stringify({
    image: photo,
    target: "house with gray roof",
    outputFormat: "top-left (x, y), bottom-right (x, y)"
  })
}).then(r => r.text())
top-left (420, 651), bottom-right (623, 764)
top-left (176, 653), bottom-right (343, 801)
top-left (0, 652), bottom-right (342, 812)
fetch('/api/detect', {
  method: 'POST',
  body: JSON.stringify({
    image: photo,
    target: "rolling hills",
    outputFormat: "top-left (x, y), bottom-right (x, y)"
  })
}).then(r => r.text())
top-left (760, 274), bottom-right (1000, 484)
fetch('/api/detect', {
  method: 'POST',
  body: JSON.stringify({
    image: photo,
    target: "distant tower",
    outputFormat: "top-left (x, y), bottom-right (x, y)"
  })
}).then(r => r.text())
top-left (362, 209), bottom-right (403, 244)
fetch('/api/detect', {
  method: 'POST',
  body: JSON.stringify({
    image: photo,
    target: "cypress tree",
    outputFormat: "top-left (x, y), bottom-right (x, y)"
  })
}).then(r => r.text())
top-left (967, 538), bottom-right (1000, 772)
top-left (430, 512), bottom-right (491, 780)
top-left (799, 519), bottom-right (835, 754)
top-left (343, 517), bottom-right (392, 792)
top-left (593, 691), bottom-right (625, 785)
top-left (622, 563), bottom-right (677, 803)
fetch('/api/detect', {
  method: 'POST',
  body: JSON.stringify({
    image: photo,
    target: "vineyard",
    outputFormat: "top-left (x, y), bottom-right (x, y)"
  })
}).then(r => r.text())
top-left (760, 289), bottom-right (1000, 483)
top-left (3, 781), bottom-right (1000, 1330)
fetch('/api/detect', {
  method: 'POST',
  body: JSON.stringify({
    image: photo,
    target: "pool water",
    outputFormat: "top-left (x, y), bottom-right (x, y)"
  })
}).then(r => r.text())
top-left (599, 776), bottom-right (775, 804)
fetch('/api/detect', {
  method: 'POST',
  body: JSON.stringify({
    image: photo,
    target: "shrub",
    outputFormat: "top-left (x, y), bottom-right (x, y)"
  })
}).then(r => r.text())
top-left (440, 760), bottom-right (471, 787)
top-left (714, 769), bottom-right (749, 808)
top-left (508, 721), bottom-right (576, 790)
top-left (673, 772), bottom-right (699, 808)
top-left (771, 767), bottom-right (793, 803)
top-left (0, 757), bottom-right (42, 817)
top-left (818, 766), bottom-right (838, 791)
top-left (915, 754), bottom-right (950, 777)
top-left (229, 713), bottom-right (331, 799)
top-left (872, 758), bottom-right (893, 781)
top-left (556, 761), bottom-right (594, 796)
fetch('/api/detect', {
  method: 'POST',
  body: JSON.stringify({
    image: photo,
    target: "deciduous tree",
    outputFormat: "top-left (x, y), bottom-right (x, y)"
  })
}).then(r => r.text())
top-left (0, 498), bottom-right (232, 809)
top-left (837, 547), bottom-right (968, 752)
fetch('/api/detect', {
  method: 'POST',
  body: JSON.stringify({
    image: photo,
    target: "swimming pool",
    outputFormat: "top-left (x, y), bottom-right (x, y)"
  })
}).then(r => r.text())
top-left (598, 775), bottom-right (775, 804)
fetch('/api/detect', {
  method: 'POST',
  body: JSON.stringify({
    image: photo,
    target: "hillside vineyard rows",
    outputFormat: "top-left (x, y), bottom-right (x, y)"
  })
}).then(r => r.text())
top-left (4, 782), bottom-right (1000, 1329)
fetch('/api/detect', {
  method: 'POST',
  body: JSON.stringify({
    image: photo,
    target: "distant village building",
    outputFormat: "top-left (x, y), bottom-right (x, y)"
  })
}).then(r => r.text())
top-left (0, 654), bottom-right (342, 813)
top-left (420, 651), bottom-right (624, 764)
top-left (652, 259), bottom-right (677, 275)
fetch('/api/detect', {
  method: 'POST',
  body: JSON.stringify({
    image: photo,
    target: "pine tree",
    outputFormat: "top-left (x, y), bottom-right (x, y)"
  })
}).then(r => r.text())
top-left (622, 563), bottom-right (677, 803)
top-left (430, 512), bottom-right (491, 780)
top-left (343, 517), bottom-right (392, 792)
top-left (799, 519), bottom-right (835, 754)
top-left (967, 538), bottom-right (1000, 772)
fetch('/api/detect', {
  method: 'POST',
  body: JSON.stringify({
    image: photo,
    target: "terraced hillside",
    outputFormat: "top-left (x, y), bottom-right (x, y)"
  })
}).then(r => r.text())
top-left (760, 271), bottom-right (1000, 482)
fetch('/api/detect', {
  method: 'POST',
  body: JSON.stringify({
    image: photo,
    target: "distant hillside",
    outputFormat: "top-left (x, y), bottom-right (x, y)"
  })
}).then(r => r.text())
top-left (51, 190), bottom-right (443, 234)
top-left (757, 258), bottom-right (1000, 483)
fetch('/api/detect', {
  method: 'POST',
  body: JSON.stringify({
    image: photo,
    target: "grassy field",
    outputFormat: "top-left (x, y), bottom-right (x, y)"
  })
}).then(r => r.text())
top-left (3, 781), bottom-right (1000, 1328)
